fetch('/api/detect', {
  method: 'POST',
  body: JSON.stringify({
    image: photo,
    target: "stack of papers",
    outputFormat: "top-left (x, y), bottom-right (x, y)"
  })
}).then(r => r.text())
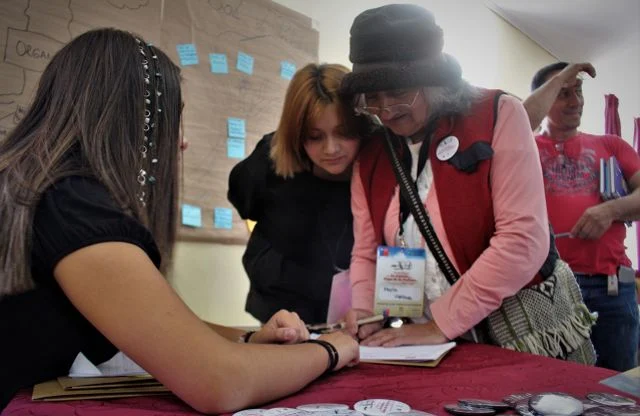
top-left (600, 366), bottom-right (640, 398)
top-left (360, 342), bottom-right (456, 367)
top-left (32, 352), bottom-right (170, 402)
top-left (32, 377), bottom-right (169, 402)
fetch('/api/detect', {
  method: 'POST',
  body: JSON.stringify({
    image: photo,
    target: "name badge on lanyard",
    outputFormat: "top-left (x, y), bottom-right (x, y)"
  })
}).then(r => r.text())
top-left (374, 246), bottom-right (426, 318)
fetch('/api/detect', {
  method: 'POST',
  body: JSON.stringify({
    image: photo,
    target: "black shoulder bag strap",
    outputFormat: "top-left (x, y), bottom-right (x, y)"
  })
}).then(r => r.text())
top-left (380, 127), bottom-right (460, 286)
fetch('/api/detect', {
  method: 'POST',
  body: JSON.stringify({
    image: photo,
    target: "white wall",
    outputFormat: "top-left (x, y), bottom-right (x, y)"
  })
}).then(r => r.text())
top-left (170, 0), bottom-right (563, 326)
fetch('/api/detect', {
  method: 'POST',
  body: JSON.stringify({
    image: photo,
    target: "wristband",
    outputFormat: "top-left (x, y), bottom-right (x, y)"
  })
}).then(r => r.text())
top-left (304, 339), bottom-right (339, 373)
top-left (242, 330), bottom-right (256, 343)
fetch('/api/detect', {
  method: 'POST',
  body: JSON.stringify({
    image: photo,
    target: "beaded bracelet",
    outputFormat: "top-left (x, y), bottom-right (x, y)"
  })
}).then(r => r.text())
top-left (303, 339), bottom-right (339, 373)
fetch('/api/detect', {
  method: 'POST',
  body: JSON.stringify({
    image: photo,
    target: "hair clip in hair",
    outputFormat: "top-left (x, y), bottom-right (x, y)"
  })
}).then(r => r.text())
top-left (137, 169), bottom-right (147, 185)
top-left (136, 39), bottom-right (163, 207)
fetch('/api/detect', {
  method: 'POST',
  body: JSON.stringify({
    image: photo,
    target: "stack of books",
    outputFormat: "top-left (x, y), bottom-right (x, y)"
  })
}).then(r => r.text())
top-left (600, 156), bottom-right (629, 201)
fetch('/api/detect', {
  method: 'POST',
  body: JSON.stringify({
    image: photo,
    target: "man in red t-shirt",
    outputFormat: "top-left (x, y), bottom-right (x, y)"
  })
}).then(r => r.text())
top-left (524, 62), bottom-right (640, 371)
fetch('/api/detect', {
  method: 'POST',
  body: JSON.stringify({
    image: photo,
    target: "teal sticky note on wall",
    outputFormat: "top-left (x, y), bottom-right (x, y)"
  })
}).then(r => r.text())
top-left (227, 117), bottom-right (246, 139)
top-left (214, 207), bottom-right (233, 229)
top-left (227, 137), bottom-right (245, 159)
top-left (236, 51), bottom-right (254, 75)
top-left (176, 44), bottom-right (199, 66)
top-left (210, 53), bottom-right (228, 74)
top-left (280, 61), bottom-right (296, 80)
top-left (182, 204), bottom-right (202, 227)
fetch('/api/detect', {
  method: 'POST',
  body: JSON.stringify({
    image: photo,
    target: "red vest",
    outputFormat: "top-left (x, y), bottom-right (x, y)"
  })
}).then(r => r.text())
top-left (359, 89), bottom-right (501, 276)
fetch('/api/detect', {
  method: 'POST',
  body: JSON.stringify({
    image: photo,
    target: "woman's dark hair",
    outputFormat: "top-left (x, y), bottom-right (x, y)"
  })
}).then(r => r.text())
top-left (0, 28), bottom-right (182, 296)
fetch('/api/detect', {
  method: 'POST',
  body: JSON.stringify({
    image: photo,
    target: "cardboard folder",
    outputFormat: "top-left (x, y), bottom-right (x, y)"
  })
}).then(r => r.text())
top-left (57, 375), bottom-right (160, 390)
top-left (32, 378), bottom-right (170, 402)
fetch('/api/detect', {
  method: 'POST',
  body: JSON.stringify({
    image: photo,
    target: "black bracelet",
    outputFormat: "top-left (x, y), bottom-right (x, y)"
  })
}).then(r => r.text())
top-left (304, 339), bottom-right (339, 374)
top-left (242, 330), bottom-right (256, 343)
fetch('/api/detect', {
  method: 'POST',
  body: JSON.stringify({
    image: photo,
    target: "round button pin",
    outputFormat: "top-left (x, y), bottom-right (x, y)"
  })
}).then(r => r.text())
top-left (297, 404), bottom-right (350, 412)
top-left (388, 411), bottom-right (435, 416)
top-left (264, 408), bottom-right (311, 416)
top-left (312, 411), bottom-right (364, 416)
top-left (443, 404), bottom-right (495, 416)
top-left (436, 136), bottom-right (459, 161)
top-left (502, 393), bottom-right (533, 407)
top-left (233, 410), bottom-right (267, 416)
top-left (458, 399), bottom-right (510, 411)
top-left (514, 403), bottom-right (536, 416)
top-left (354, 399), bottom-right (411, 416)
top-left (585, 405), bottom-right (640, 416)
top-left (587, 393), bottom-right (636, 407)
top-left (529, 393), bottom-right (583, 416)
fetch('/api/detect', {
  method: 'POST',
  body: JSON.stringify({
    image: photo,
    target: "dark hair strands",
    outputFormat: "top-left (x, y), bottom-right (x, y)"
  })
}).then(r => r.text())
top-left (0, 28), bottom-right (182, 296)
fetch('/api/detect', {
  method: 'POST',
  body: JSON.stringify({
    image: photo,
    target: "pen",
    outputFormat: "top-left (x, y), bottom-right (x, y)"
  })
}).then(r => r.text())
top-left (307, 313), bottom-right (387, 333)
top-left (555, 232), bottom-right (572, 238)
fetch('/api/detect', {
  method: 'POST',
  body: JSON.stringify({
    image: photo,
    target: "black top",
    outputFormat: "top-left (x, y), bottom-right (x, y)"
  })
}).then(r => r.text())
top-left (0, 176), bottom-right (161, 409)
top-left (228, 134), bottom-right (354, 324)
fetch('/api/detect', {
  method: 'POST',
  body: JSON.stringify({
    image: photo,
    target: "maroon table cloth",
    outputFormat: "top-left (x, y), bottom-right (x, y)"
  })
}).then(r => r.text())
top-left (2, 343), bottom-right (629, 416)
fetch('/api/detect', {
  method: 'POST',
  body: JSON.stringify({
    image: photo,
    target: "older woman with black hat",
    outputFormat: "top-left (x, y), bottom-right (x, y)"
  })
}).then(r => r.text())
top-left (341, 4), bottom-right (550, 347)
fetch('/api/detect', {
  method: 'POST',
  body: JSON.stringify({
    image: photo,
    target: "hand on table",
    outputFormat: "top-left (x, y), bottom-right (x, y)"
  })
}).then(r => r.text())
top-left (251, 309), bottom-right (310, 344)
top-left (359, 320), bottom-right (448, 347)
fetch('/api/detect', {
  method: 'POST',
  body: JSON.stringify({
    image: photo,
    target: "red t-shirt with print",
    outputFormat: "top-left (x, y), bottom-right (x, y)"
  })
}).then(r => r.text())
top-left (536, 132), bottom-right (640, 275)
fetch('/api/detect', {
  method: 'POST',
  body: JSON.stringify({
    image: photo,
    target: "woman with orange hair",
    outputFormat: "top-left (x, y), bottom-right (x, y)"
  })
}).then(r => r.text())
top-left (229, 63), bottom-right (369, 324)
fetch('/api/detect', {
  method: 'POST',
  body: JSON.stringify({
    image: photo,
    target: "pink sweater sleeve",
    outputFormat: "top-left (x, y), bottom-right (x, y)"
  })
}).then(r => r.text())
top-left (349, 159), bottom-right (378, 312)
top-left (430, 95), bottom-right (550, 339)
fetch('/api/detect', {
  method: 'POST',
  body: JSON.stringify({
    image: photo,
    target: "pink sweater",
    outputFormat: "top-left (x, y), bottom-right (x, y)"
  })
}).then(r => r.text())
top-left (350, 95), bottom-right (550, 339)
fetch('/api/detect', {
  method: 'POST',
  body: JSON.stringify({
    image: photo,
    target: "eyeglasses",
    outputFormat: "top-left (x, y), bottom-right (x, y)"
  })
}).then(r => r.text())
top-left (356, 90), bottom-right (421, 117)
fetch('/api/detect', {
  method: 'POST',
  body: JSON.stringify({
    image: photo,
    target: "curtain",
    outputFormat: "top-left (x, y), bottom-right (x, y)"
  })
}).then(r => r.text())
top-left (634, 118), bottom-right (640, 277)
top-left (605, 94), bottom-right (621, 136)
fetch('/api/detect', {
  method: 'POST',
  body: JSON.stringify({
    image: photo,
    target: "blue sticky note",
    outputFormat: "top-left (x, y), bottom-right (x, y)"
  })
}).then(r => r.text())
top-left (176, 44), bottom-right (199, 66)
top-left (236, 51), bottom-right (254, 75)
top-left (227, 137), bottom-right (245, 159)
top-left (209, 53), bottom-right (228, 74)
top-left (182, 204), bottom-right (202, 227)
top-left (214, 207), bottom-right (233, 229)
top-left (227, 117), bottom-right (246, 139)
top-left (280, 61), bottom-right (296, 80)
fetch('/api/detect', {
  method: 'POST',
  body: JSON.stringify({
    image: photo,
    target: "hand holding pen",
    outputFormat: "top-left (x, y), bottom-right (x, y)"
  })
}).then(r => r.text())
top-left (307, 310), bottom-right (389, 334)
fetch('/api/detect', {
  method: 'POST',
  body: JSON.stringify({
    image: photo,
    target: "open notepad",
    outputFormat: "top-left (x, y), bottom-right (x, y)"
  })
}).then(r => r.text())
top-left (360, 342), bottom-right (456, 367)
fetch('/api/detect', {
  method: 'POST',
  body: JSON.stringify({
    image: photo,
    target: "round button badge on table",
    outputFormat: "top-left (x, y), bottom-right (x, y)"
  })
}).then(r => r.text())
top-left (354, 399), bottom-right (411, 416)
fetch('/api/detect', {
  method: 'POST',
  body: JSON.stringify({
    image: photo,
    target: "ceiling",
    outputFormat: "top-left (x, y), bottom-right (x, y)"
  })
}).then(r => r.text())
top-left (486, 0), bottom-right (640, 62)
